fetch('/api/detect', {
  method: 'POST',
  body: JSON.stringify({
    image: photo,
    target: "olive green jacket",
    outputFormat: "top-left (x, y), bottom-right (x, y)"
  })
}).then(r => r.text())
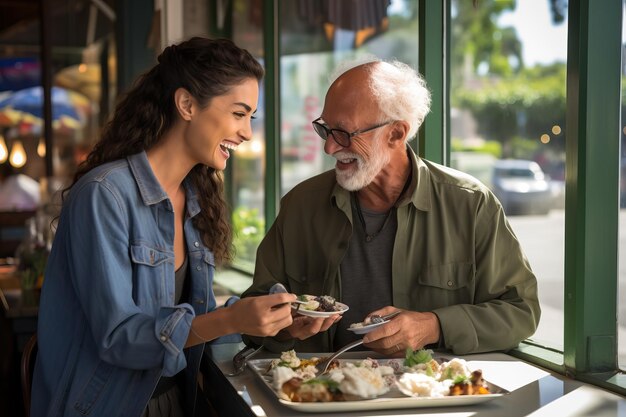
top-left (242, 148), bottom-right (540, 355)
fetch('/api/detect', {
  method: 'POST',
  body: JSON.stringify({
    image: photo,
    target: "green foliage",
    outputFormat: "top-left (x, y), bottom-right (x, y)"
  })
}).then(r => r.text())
top-left (19, 246), bottom-right (48, 289)
top-left (509, 136), bottom-right (541, 160)
top-left (451, 0), bottom-right (520, 91)
top-left (455, 63), bottom-right (566, 156)
top-left (451, 138), bottom-right (502, 158)
top-left (232, 206), bottom-right (265, 265)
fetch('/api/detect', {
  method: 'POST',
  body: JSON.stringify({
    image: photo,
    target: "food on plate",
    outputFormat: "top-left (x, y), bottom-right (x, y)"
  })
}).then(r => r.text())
top-left (396, 372), bottom-right (450, 397)
top-left (348, 316), bottom-right (379, 329)
top-left (449, 370), bottom-right (490, 396)
top-left (266, 349), bottom-right (490, 402)
top-left (403, 347), bottom-right (441, 374)
top-left (281, 377), bottom-right (343, 402)
top-left (396, 349), bottom-right (490, 397)
top-left (269, 351), bottom-right (394, 402)
top-left (296, 294), bottom-right (343, 312)
top-left (267, 350), bottom-right (321, 389)
top-left (326, 360), bottom-right (395, 399)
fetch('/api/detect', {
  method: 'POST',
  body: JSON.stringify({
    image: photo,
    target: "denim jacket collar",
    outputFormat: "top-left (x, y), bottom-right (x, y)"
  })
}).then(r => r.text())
top-left (127, 151), bottom-right (201, 218)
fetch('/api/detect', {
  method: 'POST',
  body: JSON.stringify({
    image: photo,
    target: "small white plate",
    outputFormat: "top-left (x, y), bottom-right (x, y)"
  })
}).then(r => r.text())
top-left (292, 302), bottom-right (349, 318)
top-left (347, 320), bottom-right (389, 334)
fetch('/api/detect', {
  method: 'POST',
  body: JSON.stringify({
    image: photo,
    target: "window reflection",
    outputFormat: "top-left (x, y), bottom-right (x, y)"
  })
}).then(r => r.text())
top-left (0, 4), bottom-right (115, 202)
top-left (279, 0), bottom-right (419, 195)
top-left (450, 0), bottom-right (567, 356)
top-left (229, 0), bottom-right (267, 271)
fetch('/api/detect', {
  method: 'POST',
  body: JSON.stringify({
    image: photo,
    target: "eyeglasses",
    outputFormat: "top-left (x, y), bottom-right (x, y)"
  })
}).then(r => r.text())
top-left (312, 117), bottom-right (394, 148)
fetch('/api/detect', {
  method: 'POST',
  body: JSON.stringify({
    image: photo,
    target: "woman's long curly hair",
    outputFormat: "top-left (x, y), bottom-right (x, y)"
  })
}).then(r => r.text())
top-left (67, 37), bottom-right (264, 265)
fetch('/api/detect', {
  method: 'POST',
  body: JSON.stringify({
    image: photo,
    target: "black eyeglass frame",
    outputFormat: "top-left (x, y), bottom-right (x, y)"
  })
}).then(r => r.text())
top-left (311, 117), bottom-right (394, 147)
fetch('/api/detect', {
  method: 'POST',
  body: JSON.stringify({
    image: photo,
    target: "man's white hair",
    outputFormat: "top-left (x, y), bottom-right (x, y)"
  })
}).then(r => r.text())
top-left (328, 57), bottom-right (432, 142)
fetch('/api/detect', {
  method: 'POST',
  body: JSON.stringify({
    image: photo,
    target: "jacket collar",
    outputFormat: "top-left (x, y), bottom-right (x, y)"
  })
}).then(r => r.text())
top-left (330, 145), bottom-right (431, 214)
top-left (407, 146), bottom-right (431, 212)
top-left (127, 151), bottom-right (201, 217)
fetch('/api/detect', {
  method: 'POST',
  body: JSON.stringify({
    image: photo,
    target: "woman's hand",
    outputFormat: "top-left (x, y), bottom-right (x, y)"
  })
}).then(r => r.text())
top-left (276, 314), bottom-right (341, 341)
top-left (225, 293), bottom-right (296, 337)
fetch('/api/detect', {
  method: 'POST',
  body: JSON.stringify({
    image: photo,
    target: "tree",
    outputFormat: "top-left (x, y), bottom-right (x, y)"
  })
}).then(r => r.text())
top-left (456, 63), bottom-right (566, 157)
top-left (451, 0), bottom-right (520, 92)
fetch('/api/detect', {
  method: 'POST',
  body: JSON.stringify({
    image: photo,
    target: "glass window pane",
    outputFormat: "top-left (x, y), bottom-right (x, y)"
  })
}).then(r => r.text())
top-left (0, 4), bottom-right (115, 203)
top-left (279, 0), bottom-right (420, 195)
top-left (229, 0), bottom-right (266, 271)
top-left (450, 0), bottom-right (567, 356)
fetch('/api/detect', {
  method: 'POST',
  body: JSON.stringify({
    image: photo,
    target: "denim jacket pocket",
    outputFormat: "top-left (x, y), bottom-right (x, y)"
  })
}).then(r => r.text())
top-left (73, 361), bottom-right (114, 414)
top-left (130, 244), bottom-right (172, 266)
top-left (413, 262), bottom-right (475, 308)
top-left (130, 243), bottom-right (174, 305)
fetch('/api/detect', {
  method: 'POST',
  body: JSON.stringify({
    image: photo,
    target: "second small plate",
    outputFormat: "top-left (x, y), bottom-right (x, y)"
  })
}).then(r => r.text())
top-left (347, 320), bottom-right (389, 334)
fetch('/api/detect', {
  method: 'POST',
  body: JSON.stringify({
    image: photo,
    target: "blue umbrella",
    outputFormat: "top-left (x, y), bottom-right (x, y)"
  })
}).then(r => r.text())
top-left (0, 86), bottom-right (88, 122)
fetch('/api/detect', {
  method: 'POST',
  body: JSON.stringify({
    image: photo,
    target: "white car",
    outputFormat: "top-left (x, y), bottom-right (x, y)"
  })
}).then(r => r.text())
top-left (491, 159), bottom-right (552, 215)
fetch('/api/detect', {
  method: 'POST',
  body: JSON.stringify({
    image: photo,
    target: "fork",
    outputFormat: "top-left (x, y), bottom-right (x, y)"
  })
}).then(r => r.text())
top-left (369, 310), bottom-right (401, 324)
top-left (268, 282), bottom-right (307, 308)
top-left (315, 310), bottom-right (402, 375)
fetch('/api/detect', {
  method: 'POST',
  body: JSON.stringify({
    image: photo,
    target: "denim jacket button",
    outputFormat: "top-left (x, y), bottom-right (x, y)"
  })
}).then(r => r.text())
top-left (447, 280), bottom-right (454, 287)
top-left (194, 241), bottom-right (199, 247)
top-left (160, 335), bottom-right (167, 342)
top-left (196, 265), bottom-right (202, 271)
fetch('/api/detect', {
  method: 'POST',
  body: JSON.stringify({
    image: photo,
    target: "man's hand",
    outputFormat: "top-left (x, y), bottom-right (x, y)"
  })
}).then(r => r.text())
top-left (276, 314), bottom-right (342, 341)
top-left (362, 306), bottom-right (440, 357)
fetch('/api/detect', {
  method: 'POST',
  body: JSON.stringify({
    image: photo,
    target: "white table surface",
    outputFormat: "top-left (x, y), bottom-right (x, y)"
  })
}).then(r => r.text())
top-left (204, 343), bottom-right (626, 417)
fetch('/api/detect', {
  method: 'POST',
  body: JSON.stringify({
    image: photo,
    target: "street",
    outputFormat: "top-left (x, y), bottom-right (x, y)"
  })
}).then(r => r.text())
top-left (507, 209), bottom-right (626, 365)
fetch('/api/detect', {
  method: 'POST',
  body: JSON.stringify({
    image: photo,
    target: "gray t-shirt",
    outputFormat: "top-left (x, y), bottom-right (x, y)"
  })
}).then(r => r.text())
top-left (335, 198), bottom-right (396, 349)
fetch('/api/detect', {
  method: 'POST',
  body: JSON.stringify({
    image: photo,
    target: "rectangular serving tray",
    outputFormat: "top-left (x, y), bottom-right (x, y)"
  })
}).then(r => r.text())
top-left (247, 358), bottom-right (509, 413)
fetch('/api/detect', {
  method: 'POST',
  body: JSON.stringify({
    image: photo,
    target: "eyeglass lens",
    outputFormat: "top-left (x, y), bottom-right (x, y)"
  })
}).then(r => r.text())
top-left (312, 120), bottom-right (350, 147)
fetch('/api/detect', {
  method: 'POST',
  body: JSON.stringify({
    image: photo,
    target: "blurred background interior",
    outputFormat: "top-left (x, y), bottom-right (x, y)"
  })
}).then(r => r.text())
top-left (0, 1), bottom-right (624, 416)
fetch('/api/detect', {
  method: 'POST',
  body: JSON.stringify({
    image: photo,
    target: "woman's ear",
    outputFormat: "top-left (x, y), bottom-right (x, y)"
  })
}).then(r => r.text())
top-left (174, 88), bottom-right (193, 121)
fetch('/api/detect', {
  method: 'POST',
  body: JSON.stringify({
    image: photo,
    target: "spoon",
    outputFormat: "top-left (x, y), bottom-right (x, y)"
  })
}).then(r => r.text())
top-left (225, 344), bottom-right (264, 377)
top-left (316, 312), bottom-right (402, 374)
top-left (315, 339), bottom-right (364, 375)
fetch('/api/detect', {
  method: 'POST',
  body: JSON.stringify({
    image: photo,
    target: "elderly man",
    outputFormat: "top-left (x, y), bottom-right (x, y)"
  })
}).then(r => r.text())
top-left (242, 58), bottom-right (540, 356)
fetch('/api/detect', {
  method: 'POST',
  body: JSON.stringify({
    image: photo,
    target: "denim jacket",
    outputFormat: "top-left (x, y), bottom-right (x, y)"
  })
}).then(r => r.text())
top-left (32, 152), bottom-right (237, 417)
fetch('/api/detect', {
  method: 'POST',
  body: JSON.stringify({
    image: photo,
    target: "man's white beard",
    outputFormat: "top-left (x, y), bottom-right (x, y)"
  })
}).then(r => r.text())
top-left (335, 146), bottom-right (390, 191)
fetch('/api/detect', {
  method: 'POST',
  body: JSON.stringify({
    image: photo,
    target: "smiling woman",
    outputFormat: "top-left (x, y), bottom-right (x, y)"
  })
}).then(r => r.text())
top-left (31, 37), bottom-right (299, 417)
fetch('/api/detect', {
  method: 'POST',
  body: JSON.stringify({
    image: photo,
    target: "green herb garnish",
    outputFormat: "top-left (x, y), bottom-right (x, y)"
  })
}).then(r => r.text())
top-left (453, 374), bottom-right (470, 384)
top-left (303, 377), bottom-right (341, 392)
top-left (403, 348), bottom-right (434, 367)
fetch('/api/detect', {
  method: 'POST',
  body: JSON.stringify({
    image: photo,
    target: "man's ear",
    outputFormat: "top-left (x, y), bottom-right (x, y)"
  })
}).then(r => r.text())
top-left (388, 120), bottom-right (410, 147)
top-left (174, 88), bottom-right (193, 121)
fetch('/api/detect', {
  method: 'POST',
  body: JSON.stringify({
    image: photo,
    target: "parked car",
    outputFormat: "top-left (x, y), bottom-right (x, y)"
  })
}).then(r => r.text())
top-left (491, 159), bottom-right (552, 215)
top-left (450, 151), bottom-right (497, 188)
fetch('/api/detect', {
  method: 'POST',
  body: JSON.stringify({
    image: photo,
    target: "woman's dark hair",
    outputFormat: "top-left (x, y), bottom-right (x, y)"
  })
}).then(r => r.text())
top-left (67, 37), bottom-right (264, 265)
